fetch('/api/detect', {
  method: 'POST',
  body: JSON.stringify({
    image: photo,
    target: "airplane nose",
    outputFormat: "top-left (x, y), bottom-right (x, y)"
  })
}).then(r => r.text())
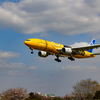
top-left (24, 40), bottom-right (31, 47)
top-left (24, 41), bottom-right (28, 45)
top-left (24, 41), bottom-right (26, 44)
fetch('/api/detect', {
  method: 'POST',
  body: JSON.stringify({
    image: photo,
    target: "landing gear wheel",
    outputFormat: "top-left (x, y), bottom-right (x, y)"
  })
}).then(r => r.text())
top-left (30, 48), bottom-right (34, 54)
top-left (31, 51), bottom-right (34, 54)
top-left (54, 55), bottom-right (61, 62)
top-left (68, 57), bottom-right (75, 61)
top-left (55, 58), bottom-right (61, 62)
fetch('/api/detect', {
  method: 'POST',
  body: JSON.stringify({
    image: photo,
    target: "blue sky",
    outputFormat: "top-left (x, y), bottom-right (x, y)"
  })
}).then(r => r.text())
top-left (0, 0), bottom-right (100, 96)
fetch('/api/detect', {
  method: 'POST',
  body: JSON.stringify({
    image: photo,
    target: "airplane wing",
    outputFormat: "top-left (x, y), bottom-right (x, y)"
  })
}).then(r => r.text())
top-left (72, 44), bottom-right (100, 51)
top-left (90, 53), bottom-right (100, 55)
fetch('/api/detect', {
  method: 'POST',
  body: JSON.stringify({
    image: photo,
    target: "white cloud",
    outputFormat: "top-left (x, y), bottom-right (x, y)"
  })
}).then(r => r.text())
top-left (62, 65), bottom-right (100, 72)
top-left (62, 66), bottom-right (81, 71)
top-left (0, 50), bottom-right (20, 59)
top-left (7, 70), bottom-right (18, 75)
top-left (0, 0), bottom-right (100, 36)
top-left (0, 50), bottom-right (25, 70)
top-left (71, 42), bottom-right (89, 47)
top-left (7, 70), bottom-right (24, 76)
top-left (26, 66), bottom-right (37, 70)
top-left (0, 59), bottom-right (25, 69)
top-left (9, 62), bottom-right (25, 69)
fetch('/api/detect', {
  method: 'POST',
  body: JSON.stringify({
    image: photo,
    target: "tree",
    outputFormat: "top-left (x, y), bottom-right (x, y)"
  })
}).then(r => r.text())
top-left (86, 93), bottom-right (93, 99)
top-left (93, 90), bottom-right (100, 99)
top-left (52, 97), bottom-right (62, 100)
top-left (72, 78), bottom-right (100, 99)
top-left (1, 87), bottom-right (29, 100)
top-left (25, 92), bottom-right (49, 100)
top-left (63, 95), bottom-right (71, 100)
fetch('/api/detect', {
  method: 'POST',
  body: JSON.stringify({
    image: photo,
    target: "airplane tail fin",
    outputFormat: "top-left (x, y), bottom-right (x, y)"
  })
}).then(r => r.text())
top-left (88, 39), bottom-right (96, 53)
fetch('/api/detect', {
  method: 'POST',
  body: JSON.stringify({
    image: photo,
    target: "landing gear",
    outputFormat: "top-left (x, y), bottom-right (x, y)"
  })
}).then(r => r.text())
top-left (68, 57), bottom-right (75, 61)
top-left (55, 58), bottom-right (61, 62)
top-left (29, 47), bottom-right (34, 54)
top-left (54, 55), bottom-right (61, 62)
top-left (31, 51), bottom-right (34, 54)
top-left (68, 54), bottom-right (75, 61)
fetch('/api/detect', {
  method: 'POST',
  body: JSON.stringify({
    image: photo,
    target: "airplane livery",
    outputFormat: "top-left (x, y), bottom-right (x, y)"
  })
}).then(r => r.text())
top-left (24, 38), bottom-right (100, 62)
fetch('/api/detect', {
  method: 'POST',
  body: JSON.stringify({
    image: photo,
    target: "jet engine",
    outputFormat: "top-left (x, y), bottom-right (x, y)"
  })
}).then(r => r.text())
top-left (38, 51), bottom-right (48, 57)
top-left (62, 47), bottom-right (72, 54)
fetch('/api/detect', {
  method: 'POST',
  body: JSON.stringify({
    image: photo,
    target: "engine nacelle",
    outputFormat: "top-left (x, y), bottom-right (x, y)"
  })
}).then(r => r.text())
top-left (38, 51), bottom-right (48, 57)
top-left (62, 47), bottom-right (72, 54)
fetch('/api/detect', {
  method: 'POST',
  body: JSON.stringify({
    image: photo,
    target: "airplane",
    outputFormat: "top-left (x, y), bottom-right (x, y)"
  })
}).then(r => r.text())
top-left (24, 38), bottom-right (100, 62)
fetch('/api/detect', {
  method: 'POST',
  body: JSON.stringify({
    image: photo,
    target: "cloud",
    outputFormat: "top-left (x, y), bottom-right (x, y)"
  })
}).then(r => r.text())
top-left (0, 0), bottom-right (100, 36)
top-left (7, 70), bottom-right (25, 76)
top-left (7, 70), bottom-right (19, 75)
top-left (0, 50), bottom-right (25, 70)
top-left (0, 59), bottom-right (25, 69)
top-left (62, 65), bottom-right (100, 72)
top-left (0, 50), bottom-right (20, 59)
top-left (0, 50), bottom-right (37, 76)
top-left (71, 42), bottom-right (89, 47)
top-left (26, 66), bottom-right (36, 70)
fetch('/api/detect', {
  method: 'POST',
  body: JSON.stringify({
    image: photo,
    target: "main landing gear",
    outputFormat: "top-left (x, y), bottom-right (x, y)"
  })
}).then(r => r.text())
top-left (54, 55), bottom-right (61, 62)
top-left (68, 57), bottom-right (75, 61)
top-left (54, 55), bottom-right (75, 62)
top-left (68, 54), bottom-right (75, 61)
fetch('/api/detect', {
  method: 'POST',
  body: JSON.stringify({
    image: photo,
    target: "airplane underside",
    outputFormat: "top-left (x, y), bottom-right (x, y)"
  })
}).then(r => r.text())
top-left (54, 54), bottom-right (75, 62)
top-left (24, 38), bottom-right (100, 63)
top-left (29, 47), bottom-right (94, 62)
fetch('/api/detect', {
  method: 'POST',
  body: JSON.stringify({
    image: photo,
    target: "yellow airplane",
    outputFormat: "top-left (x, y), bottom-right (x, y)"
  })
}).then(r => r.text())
top-left (24, 38), bottom-right (100, 62)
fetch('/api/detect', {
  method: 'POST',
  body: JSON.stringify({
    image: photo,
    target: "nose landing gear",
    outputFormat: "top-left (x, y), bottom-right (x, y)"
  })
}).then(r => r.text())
top-left (31, 51), bottom-right (34, 54)
top-left (29, 47), bottom-right (34, 54)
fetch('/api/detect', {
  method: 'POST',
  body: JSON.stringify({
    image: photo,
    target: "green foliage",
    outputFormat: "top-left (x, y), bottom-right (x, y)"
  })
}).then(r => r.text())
top-left (25, 98), bottom-right (41, 100)
top-left (93, 90), bottom-right (100, 99)
top-left (86, 93), bottom-right (93, 99)
top-left (25, 92), bottom-right (49, 100)
top-left (63, 95), bottom-right (71, 100)
top-left (52, 97), bottom-right (62, 100)
top-left (25, 99), bottom-right (41, 100)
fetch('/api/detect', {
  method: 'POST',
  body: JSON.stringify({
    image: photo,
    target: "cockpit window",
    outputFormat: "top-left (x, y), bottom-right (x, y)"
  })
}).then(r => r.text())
top-left (26, 39), bottom-right (31, 41)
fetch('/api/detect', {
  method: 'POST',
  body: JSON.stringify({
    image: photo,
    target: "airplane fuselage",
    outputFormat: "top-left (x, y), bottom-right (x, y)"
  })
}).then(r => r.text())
top-left (24, 38), bottom-right (95, 60)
